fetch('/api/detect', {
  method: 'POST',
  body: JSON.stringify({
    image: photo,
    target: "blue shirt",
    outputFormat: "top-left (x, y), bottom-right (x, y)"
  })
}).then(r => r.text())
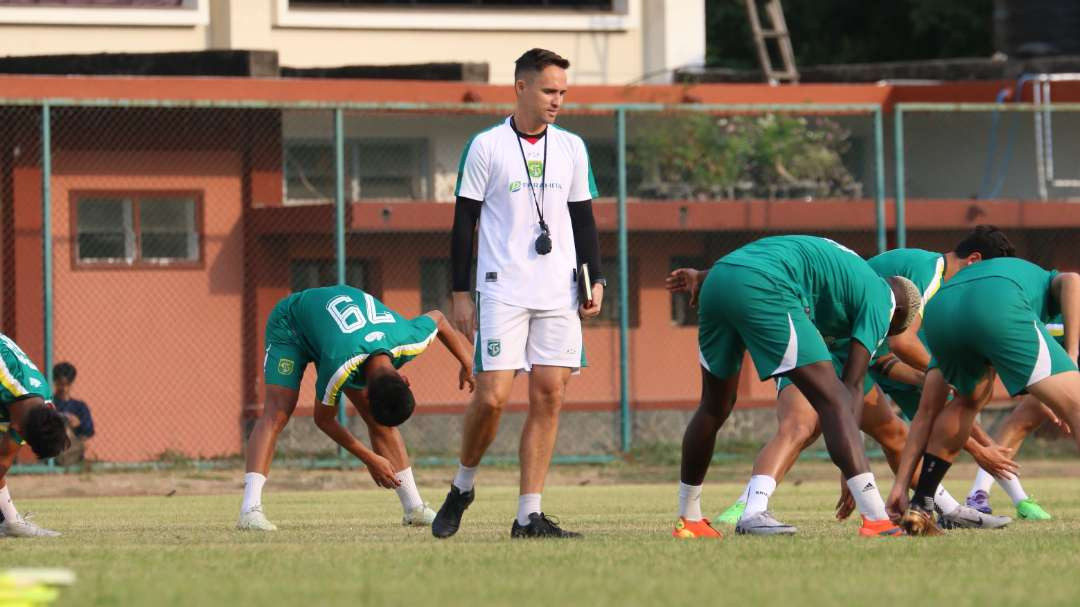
top-left (53, 398), bottom-right (94, 438)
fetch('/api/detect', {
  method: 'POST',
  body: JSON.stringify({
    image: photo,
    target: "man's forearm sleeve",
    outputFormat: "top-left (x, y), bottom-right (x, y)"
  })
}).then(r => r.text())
top-left (451, 196), bottom-right (482, 292)
top-left (568, 199), bottom-right (602, 280)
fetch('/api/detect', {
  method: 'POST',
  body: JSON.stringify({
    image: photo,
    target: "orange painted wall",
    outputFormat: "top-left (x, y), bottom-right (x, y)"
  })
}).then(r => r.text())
top-left (51, 149), bottom-right (246, 461)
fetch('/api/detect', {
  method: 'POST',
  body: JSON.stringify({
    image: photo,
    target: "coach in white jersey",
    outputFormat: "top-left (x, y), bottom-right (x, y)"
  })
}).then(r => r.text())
top-left (432, 48), bottom-right (604, 539)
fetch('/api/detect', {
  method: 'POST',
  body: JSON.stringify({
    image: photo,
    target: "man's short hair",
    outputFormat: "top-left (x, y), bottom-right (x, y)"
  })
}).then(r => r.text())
top-left (24, 404), bottom-right (69, 460)
top-left (514, 48), bottom-right (570, 81)
top-left (954, 225), bottom-right (1016, 259)
top-left (53, 361), bottom-right (76, 383)
top-left (367, 374), bottom-right (416, 427)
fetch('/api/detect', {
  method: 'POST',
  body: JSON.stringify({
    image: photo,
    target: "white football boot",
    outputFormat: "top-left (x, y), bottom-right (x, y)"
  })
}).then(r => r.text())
top-left (402, 503), bottom-right (437, 527)
top-left (2, 513), bottom-right (61, 538)
top-left (236, 505), bottom-right (278, 531)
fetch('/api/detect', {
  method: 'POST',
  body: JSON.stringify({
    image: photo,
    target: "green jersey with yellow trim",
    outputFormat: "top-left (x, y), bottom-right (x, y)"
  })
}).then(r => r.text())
top-left (0, 333), bottom-right (50, 444)
top-left (283, 286), bottom-right (438, 407)
top-left (865, 248), bottom-right (944, 361)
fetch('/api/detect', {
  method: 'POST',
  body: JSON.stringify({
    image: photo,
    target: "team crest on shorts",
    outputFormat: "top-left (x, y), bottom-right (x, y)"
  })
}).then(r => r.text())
top-left (486, 339), bottom-right (501, 357)
top-left (277, 358), bottom-right (295, 375)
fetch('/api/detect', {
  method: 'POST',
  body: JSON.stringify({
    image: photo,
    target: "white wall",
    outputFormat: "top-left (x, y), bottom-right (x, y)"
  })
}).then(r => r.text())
top-left (0, 0), bottom-right (709, 86)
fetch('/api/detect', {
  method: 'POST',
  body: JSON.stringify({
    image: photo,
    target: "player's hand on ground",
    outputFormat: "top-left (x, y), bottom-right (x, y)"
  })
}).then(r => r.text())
top-left (834, 475), bottom-right (856, 520)
top-left (665, 268), bottom-right (702, 307)
top-left (451, 292), bottom-right (476, 342)
top-left (579, 283), bottom-right (603, 319)
top-left (459, 364), bottom-right (476, 393)
top-left (885, 484), bottom-right (908, 523)
top-left (972, 442), bottom-right (1019, 480)
top-left (364, 454), bottom-right (401, 489)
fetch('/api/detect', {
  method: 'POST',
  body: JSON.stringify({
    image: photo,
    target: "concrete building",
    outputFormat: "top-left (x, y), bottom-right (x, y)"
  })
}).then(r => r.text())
top-left (0, 0), bottom-right (705, 85)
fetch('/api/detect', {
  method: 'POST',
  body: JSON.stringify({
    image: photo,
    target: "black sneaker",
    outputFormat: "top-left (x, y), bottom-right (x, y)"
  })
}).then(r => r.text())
top-left (432, 484), bottom-right (474, 539)
top-left (510, 513), bottom-right (582, 539)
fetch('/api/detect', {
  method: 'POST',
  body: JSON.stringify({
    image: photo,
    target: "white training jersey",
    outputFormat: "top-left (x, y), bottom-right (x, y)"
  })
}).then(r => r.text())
top-left (455, 116), bottom-right (598, 310)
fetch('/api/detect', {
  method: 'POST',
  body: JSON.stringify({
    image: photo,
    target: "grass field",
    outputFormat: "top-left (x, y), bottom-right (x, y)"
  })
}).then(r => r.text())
top-left (8, 462), bottom-right (1080, 607)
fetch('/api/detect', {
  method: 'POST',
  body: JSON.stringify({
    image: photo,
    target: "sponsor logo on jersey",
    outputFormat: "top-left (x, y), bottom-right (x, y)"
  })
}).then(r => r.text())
top-left (487, 339), bottom-right (501, 357)
top-left (277, 358), bottom-right (295, 375)
top-left (509, 181), bottom-right (522, 193)
top-left (365, 332), bottom-right (385, 343)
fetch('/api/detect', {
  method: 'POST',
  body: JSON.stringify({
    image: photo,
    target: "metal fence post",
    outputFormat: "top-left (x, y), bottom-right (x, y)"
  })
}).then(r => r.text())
top-left (333, 107), bottom-right (348, 457)
top-left (873, 107), bottom-right (887, 254)
top-left (42, 103), bottom-right (55, 468)
top-left (893, 105), bottom-right (907, 248)
top-left (616, 107), bottom-right (631, 453)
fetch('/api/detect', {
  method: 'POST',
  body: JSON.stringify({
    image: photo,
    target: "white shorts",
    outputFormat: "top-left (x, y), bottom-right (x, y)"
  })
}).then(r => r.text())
top-left (474, 293), bottom-right (585, 373)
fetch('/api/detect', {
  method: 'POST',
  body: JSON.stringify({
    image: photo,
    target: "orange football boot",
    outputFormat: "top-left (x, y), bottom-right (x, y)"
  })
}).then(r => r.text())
top-left (673, 517), bottom-right (723, 539)
top-left (858, 516), bottom-right (905, 537)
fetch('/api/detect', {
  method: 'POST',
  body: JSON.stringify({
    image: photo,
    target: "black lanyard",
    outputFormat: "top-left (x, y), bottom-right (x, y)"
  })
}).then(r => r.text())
top-left (511, 117), bottom-right (549, 233)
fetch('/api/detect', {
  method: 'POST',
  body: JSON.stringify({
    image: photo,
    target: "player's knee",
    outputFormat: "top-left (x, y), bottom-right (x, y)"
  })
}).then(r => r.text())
top-left (869, 420), bottom-right (906, 451)
top-left (778, 414), bottom-right (819, 444)
top-left (529, 394), bottom-right (563, 418)
top-left (472, 391), bottom-right (506, 414)
top-left (263, 407), bottom-right (292, 433)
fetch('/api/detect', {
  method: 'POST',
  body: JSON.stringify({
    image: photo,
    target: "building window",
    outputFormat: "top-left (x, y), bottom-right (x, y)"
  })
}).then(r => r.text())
top-left (0, 1), bottom-right (185, 5)
top-left (419, 258), bottom-right (476, 317)
top-left (594, 256), bottom-right (638, 327)
top-left (74, 193), bottom-right (200, 266)
top-left (289, 1), bottom-right (614, 7)
top-left (283, 139), bottom-right (429, 204)
top-left (290, 259), bottom-right (371, 293)
top-left (670, 256), bottom-right (705, 327)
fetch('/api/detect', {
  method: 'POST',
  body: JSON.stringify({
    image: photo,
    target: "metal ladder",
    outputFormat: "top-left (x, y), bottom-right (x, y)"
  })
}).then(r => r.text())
top-left (744, 0), bottom-right (799, 85)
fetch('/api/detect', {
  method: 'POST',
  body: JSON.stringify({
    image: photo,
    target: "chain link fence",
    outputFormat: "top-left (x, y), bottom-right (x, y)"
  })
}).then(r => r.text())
top-left (8, 98), bottom-right (1073, 471)
top-left (895, 103), bottom-right (1080, 447)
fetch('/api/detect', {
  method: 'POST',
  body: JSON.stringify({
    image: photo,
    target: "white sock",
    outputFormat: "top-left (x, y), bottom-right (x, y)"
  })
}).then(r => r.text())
top-left (517, 493), bottom-right (541, 526)
top-left (742, 475), bottom-right (776, 519)
top-left (737, 480), bottom-right (751, 504)
top-left (846, 472), bottom-right (890, 521)
top-left (970, 468), bottom-right (995, 496)
top-left (394, 467), bottom-right (423, 513)
top-left (452, 463), bottom-right (477, 493)
top-left (0, 486), bottom-right (18, 522)
top-left (241, 472), bottom-right (266, 513)
top-left (996, 474), bottom-right (1029, 505)
top-left (678, 482), bottom-right (703, 521)
top-left (935, 485), bottom-right (961, 515)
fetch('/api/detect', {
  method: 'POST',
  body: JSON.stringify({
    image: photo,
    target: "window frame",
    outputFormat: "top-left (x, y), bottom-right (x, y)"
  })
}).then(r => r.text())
top-left (669, 255), bottom-right (706, 327)
top-left (282, 137), bottom-right (432, 205)
top-left (0, 0), bottom-right (207, 27)
top-left (288, 257), bottom-right (382, 299)
top-left (591, 255), bottom-right (639, 328)
top-left (70, 190), bottom-right (205, 270)
top-left (275, 0), bottom-right (633, 32)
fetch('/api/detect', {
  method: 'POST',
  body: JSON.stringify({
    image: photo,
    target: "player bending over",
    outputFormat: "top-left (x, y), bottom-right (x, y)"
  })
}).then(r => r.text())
top-left (0, 333), bottom-right (68, 537)
top-left (706, 228), bottom-right (1018, 534)
top-left (237, 285), bottom-right (474, 531)
top-left (887, 257), bottom-right (1080, 535)
top-left (668, 235), bottom-right (921, 539)
top-left (964, 316), bottom-right (1073, 521)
